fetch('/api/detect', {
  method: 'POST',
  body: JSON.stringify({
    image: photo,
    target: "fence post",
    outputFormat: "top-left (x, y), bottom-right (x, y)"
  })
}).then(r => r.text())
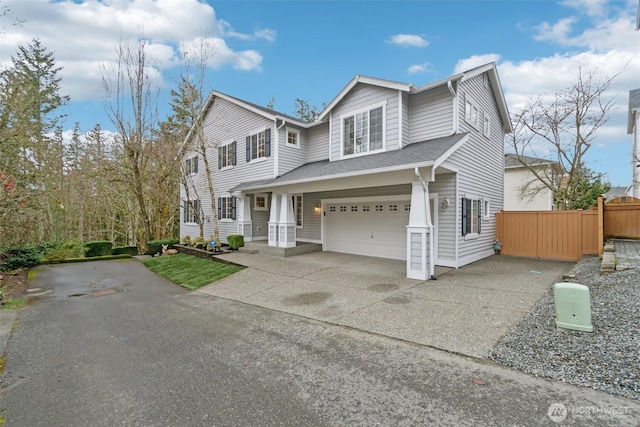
top-left (597, 196), bottom-right (604, 257)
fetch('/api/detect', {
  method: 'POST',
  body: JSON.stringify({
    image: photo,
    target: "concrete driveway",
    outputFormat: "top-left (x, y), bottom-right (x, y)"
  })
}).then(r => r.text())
top-left (200, 252), bottom-right (574, 358)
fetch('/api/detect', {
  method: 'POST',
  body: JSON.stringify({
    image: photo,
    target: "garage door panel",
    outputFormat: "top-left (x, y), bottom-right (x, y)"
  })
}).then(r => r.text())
top-left (325, 200), bottom-right (410, 260)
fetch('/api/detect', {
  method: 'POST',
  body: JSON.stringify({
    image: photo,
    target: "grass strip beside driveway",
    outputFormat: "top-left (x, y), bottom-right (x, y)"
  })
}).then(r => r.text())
top-left (142, 254), bottom-right (243, 290)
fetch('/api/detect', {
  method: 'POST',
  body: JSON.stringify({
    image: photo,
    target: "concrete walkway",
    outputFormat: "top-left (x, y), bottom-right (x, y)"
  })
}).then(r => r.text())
top-left (200, 252), bottom-right (573, 358)
top-left (602, 239), bottom-right (640, 272)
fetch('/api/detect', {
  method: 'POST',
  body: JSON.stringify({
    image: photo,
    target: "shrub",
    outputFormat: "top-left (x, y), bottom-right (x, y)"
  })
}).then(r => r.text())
top-left (191, 236), bottom-right (206, 248)
top-left (43, 241), bottom-right (84, 261)
top-left (1, 244), bottom-right (43, 271)
top-left (83, 241), bottom-right (113, 258)
top-left (227, 234), bottom-right (244, 250)
top-left (112, 246), bottom-right (138, 256)
top-left (180, 235), bottom-right (192, 246)
top-left (146, 239), bottom-right (179, 255)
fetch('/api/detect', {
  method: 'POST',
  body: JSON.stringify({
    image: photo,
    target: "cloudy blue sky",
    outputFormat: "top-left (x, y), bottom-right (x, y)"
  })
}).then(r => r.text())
top-left (1, 0), bottom-right (639, 186)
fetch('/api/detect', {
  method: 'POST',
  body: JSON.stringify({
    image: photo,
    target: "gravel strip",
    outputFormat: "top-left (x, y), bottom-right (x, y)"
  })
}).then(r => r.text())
top-left (490, 256), bottom-right (640, 400)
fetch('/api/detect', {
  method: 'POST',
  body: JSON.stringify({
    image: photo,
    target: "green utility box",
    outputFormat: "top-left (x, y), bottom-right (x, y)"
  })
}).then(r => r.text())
top-left (553, 282), bottom-right (593, 332)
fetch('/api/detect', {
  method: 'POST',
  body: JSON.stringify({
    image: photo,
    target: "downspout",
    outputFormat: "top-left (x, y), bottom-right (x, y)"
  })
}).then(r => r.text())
top-left (447, 80), bottom-right (458, 135)
top-left (275, 117), bottom-right (287, 178)
top-left (415, 167), bottom-right (435, 279)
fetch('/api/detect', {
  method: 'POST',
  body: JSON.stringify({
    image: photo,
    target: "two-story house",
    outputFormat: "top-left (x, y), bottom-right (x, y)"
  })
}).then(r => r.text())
top-left (180, 62), bottom-right (512, 280)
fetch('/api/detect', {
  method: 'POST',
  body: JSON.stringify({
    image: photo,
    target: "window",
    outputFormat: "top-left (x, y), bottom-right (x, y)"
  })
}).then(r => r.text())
top-left (183, 199), bottom-right (201, 223)
top-left (342, 105), bottom-right (384, 156)
top-left (218, 141), bottom-right (236, 169)
top-left (185, 156), bottom-right (198, 175)
top-left (217, 197), bottom-right (236, 220)
top-left (462, 197), bottom-right (482, 236)
top-left (286, 128), bottom-right (300, 148)
top-left (246, 129), bottom-right (271, 162)
top-left (292, 194), bottom-right (303, 227)
top-left (254, 193), bottom-right (268, 211)
top-left (464, 98), bottom-right (479, 128)
top-left (483, 116), bottom-right (491, 138)
top-left (483, 200), bottom-right (490, 219)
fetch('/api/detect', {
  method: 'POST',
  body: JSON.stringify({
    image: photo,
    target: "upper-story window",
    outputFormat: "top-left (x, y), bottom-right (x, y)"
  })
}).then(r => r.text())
top-left (341, 104), bottom-right (384, 157)
top-left (185, 155), bottom-right (198, 175)
top-left (465, 99), bottom-right (479, 128)
top-left (218, 141), bottom-right (236, 169)
top-left (483, 115), bottom-right (491, 138)
top-left (286, 128), bottom-right (300, 148)
top-left (246, 128), bottom-right (271, 162)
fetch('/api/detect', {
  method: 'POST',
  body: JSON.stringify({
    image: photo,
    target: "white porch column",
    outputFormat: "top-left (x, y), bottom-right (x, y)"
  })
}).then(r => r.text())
top-left (406, 181), bottom-right (435, 280)
top-left (236, 196), bottom-right (253, 242)
top-left (268, 194), bottom-right (280, 246)
top-left (278, 193), bottom-right (296, 248)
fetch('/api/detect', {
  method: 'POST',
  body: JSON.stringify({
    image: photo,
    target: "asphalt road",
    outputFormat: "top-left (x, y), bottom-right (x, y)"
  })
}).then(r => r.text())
top-left (1, 259), bottom-right (638, 426)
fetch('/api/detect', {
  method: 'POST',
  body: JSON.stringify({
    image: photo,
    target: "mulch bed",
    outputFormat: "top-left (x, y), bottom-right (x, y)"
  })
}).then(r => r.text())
top-left (0, 269), bottom-right (29, 302)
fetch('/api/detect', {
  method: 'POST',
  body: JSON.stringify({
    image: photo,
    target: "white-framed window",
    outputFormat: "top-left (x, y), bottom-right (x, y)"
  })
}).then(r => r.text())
top-left (217, 197), bottom-right (236, 221)
top-left (185, 155), bottom-right (198, 175)
top-left (218, 141), bottom-right (236, 169)
top-left (483, 115), bottom-right (491, 138)
top-left (462, 197), bottom-right (482, 237)
top-left (464, 97), bottom-right (479, 128)
top-left (286, 128), bottom-right (300, 148)
top-left (341, 103), bottom-right (385, 157)
top-left (254, 193), bottom-right (268, 211)
top-left (246, 128), bottom-right (271, 162)
top-left (183, 199), bottom-right (201, 223)
top-left (483, 73), bottom-right (489, 88)
top-left (292, 194), bottom-right (303, 227)
top-left (483, 199), bottom-right (490, 219)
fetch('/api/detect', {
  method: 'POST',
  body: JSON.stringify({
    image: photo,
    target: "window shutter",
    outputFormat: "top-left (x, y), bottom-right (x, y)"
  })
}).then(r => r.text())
top-left (232, 141), bottom-right (237, 165)
top-left (231, 197), bottom-right (237, 220)
top-left (246, 136), bottom-right (251, 162)
top-left (217, 198), bottom-right (222, 220)
top-left (194, 156), bottom-right (198, 173)
top-left (183, 200), bottom-right (187, 223)
top-left (461, 198), bottom-right (467, 236)
top-left (477, 201), bottom-right (482, 234)
top-left (218, 148), bottom-right (222, 169)
top-left (265, 128), bottom-right (271, 157)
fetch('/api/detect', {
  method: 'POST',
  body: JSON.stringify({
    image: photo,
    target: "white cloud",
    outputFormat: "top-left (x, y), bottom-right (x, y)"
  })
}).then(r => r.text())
top-left (0, 0), bottom-right (268, 101)
top-left (407, 63), bottom-right (431, 75)
top-left (454, 54), bottom-right (502, 74)
top-left (388, 34), bottom-right (428, 48)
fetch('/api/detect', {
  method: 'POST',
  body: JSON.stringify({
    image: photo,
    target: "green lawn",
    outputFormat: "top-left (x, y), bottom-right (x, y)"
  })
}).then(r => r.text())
top-left (142, 254), bottom-right (244, 290)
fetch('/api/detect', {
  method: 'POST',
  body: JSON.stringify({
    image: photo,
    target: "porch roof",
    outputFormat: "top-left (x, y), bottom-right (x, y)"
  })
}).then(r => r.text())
top-left (231, 133), bottom-right (468, 192)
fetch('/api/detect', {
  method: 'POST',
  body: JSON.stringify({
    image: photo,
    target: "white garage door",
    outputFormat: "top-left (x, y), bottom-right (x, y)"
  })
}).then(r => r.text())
top-left (324, 200), bottom-right (411, 260)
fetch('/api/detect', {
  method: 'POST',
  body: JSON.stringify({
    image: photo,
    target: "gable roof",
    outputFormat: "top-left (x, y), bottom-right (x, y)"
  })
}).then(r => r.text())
top-left (504, 153), bottom-right (555, 169)
top-left (231, 133), bottom-right (469, 192)
top-left (317, 62), bottom-right (512, 133)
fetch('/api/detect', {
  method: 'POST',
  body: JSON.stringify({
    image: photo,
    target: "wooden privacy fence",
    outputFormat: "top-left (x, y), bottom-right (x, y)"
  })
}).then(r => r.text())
top-left (496, 210), bottom-right (599, 261)
top-left (496, 196), bottom-right (640, 261)
top-left (604, 196), bottom-right (640, 239)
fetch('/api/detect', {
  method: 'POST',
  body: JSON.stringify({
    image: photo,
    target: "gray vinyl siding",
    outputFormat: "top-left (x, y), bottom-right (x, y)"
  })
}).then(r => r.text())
top-left (402, 92), bottom-right (410, 146)
top-left (429, 173), bottom-right (457, 263)
top-left (278, 125), bottom-right (306, 176)
top-left (179, 149), bottom-right (215, 241)
top-left (410, 85), bottom-right (453, 143)
top-left (306, 122), bottom-right (329, 163)
top-left (329, 84), bottom-right (401, 160)
top-left (445, 72), bottom-right (505, 266)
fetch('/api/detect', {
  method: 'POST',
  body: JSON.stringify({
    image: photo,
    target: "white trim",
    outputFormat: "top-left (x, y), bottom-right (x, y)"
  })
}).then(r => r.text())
top-left (339, 101), bottom-right (387, 159)
top-left (285, 127), bottom-right (301, 149)
top-left (398, 90), bottom-right (403, 147)
top-left (328, 111), bottom-right (333, 162)
top-left (296, 238), bottom-right (322, 244)
top-left (254, 193), bottom-right (268, 211)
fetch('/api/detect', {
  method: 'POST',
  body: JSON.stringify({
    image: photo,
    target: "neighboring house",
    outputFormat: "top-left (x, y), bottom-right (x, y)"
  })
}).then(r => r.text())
top-left (180, 62), bottom-right (511, 280)
top-left (504, 154), bottom-right (555, 210)
top-left (604, 186), bottom-right (632, 200)
top-left (628, 88), bottom-right (640, 198)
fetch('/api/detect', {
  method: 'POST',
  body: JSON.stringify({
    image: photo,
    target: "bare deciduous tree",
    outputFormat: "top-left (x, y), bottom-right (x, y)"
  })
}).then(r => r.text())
top-left (507, 62), bottom-right (619, 210)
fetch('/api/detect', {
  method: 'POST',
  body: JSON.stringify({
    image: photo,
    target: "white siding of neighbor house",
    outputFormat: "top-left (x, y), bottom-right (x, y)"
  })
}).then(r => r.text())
top-left (441, 72), bottom-right (505, 267)
top-left (329, 84), bottom-right (401, 160)
top-left (504, 167), bottom-right (553, 210)
top-left (410, 85), bottom-right (454, 143)
top-left (306, 122), bottom-right (329, 163)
